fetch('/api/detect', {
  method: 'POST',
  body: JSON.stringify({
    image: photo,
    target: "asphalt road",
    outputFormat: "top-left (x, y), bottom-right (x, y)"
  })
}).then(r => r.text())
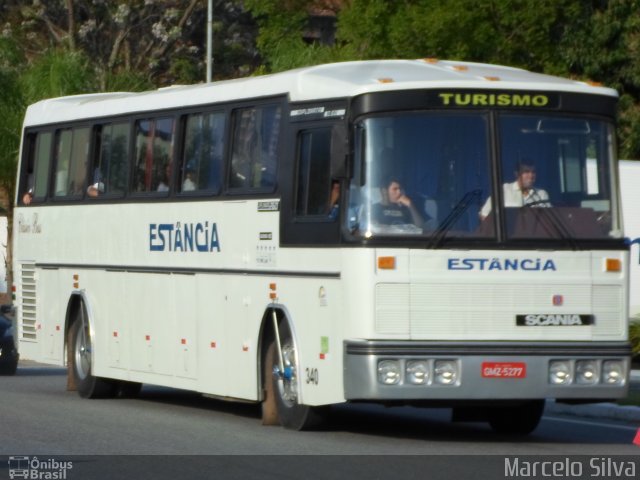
top-left (1, 362), bottom-right (638, 479)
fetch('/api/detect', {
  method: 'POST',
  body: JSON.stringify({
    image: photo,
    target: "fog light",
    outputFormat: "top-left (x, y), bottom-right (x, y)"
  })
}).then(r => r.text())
top-left (378, 360), bottom-right (401, 385)
top-left (434, 360), bottom-right (458, 385)
top-left (549, 360), bottom-right (572, 385)
top-left (575, 360), bottom-right (598, 385)
top-left (406, 360), bottom-right (430, 385)
top-left (602, 360), bottom-right (625, 385)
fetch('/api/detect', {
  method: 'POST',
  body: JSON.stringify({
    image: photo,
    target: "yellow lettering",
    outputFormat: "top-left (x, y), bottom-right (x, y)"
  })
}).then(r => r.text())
top-left (497, 94), bottom-right (511, 106)
top-left (456, 94), bottom-right (471, 105)
top-left (439, 93), bottom-right (455, 105)
top-left (438, 92), bottom-right (551, 108)
top-left (511, 95), bottom-right (530, 106)
top-left (532, 95), bottom-right (549, 106)
top-left (473, 94), bottom-right (488, 105)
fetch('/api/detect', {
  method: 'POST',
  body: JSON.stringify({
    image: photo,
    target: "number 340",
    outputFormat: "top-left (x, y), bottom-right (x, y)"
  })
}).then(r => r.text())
top-left (305, 367), bottom-right (319, 385)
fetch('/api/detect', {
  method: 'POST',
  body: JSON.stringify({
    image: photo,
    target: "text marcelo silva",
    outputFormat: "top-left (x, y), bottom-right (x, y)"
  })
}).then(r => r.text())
top-left (505, 457), bottom-right (636, 478)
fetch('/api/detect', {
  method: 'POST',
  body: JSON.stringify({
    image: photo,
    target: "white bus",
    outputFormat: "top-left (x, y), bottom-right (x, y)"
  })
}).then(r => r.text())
top-left (14, 59), bottom-right (631, 434)
top-left (619, 160), bottom-right (640, 318)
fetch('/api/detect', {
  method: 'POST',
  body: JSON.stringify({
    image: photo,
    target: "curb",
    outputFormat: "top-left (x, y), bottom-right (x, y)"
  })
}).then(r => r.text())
top-left (544, 370), bottom-right (640, 423)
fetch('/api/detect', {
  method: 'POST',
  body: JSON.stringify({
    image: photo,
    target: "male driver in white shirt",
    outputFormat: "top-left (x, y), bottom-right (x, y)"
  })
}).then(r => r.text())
top-left (480, 161), bottom-right (550, 220)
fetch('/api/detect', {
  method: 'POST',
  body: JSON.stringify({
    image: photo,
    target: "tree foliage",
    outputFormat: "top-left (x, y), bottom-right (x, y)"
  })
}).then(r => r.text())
top-left (246, 0), bottom-right (640, 159)
top-left (2, 0), bottom-right (259, 87)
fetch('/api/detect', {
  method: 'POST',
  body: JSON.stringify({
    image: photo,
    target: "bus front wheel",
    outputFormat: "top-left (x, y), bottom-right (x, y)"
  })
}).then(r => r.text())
top-left (262, 324), bottom-right (327, 430)
top-left (69, 310), bottom-right (115, 399)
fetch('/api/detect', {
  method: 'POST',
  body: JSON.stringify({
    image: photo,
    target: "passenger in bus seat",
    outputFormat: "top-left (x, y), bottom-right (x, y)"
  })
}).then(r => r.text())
top-left (157, 162), bottom-right (172, 192)
top-left (182, 165), bottom-right (197, 191)
top-left (327, 180), bottom-right (340, 220)
top-left (22, 189), bottom-right (33, 205)
top-left (21, 172), bottom-right (34, 204)
top-left (372, 177), bottom-right (425, 228)
top-left (479, 160), bottom-right (550, 220)
top-left (87, 168), bottom-right (105, 197)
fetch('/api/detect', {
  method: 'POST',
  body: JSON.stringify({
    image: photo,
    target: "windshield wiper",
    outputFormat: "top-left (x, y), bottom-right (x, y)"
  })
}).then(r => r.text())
top-left (428, 189), bottom-right (482, 248)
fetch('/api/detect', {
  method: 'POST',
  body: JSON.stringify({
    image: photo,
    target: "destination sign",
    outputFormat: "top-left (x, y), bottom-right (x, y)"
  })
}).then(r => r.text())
top-left (435, 91), bottom-right (559, 109)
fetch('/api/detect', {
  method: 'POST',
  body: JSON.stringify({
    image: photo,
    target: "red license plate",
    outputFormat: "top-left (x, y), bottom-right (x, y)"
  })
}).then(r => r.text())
top-left (481, 362), bottom-right (527, 378)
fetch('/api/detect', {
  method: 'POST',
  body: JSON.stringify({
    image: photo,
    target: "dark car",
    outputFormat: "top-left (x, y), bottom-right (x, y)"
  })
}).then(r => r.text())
top-left (0, 305), bottom-right (18, 375)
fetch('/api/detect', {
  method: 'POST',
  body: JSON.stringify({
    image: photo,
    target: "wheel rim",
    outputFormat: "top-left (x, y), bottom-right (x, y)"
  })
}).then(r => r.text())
top-left (74, 322), bottom-right (91, 381)
top-left (276, 343), bottom-right (298, 407)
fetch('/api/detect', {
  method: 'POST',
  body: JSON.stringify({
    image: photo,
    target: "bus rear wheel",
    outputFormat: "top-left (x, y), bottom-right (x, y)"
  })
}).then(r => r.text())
top-left (69, 309), bottom-right (115, 399)
top-left (487, 400), bottom-right (544, 435)
top-left (262, 324), bottom-right (327, 430)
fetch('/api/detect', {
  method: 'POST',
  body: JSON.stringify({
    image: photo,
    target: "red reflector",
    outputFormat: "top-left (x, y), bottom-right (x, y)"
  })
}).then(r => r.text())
top-left (319, 353), bottom-right (325, 360)
top-left (481, 362), bottom-right (526, 378)
top-left (210, 341), bottom-right (216, 348)
top-left (145, 335), bottom-right (151, 341)
top-left (181, 338), bottom-right (187, 345)
top-left (113, 331), bottom-right (118, 338)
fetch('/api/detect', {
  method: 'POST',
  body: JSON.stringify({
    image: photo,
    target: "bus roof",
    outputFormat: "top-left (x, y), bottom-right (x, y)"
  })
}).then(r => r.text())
top-left (23, 59), bottom-right (618, 126)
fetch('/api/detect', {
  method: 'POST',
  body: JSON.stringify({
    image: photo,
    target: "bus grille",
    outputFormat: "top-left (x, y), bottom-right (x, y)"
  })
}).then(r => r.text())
top-left (20, 263), bottom-right (37, 340)
top-left (375, 282), bottom-right (623, 340)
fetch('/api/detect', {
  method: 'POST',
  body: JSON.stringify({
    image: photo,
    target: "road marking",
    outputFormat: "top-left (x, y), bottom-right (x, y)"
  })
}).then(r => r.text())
top-left (544, 415), bottom-right (639, 431)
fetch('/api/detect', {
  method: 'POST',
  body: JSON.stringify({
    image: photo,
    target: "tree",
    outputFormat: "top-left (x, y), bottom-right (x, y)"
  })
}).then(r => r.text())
top-left (2, 0), bottom-right (260, 88)
top-left (333, 0), bottom-right (640, 158)
top-left (559, 0), bottom-right (640, 159)
top-left (243, 0), bottom-right (345, 72)
top-left (0, 36), bottom-right (27, 297)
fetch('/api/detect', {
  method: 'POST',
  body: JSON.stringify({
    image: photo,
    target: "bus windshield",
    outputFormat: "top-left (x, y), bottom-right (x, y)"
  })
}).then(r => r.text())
top-left (348, 112), bottom-right (621, 244)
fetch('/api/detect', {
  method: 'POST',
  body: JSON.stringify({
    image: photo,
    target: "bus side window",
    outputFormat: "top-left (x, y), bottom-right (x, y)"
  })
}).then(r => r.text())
top-left (295, 128), bottom-right (333, 217)
top-left (21, 131), bottom-right (53, 205)
top-left (229, 104), bottom-right (281, 190)
top-left (89, 122), bottom-right (130, 198)
top-left (180, 112), bottom-right (224, 194)
top-left (53, 127), bottom-right (90, 198)
top-left (133, 117), bottom-right (175, 194)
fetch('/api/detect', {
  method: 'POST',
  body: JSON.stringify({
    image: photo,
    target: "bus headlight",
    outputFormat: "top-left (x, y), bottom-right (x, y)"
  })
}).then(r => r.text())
top-left (406, 360), bottom-right (430, 385)
top-left (549, 360), bottom-right (572, 385)
top-left (575, 360), bottom-right (598, 385)
top-left (434, 360), bottom-right (458, 385)
top-left (602, 360), bottom-right (625, 385)
top-left (377, 360), bottom-right (401, 385)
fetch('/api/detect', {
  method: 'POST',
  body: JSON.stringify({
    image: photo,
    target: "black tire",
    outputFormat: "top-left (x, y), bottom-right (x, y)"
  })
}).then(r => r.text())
top-left (69, 312), bottom-right (116, 399)
top-left (0, 359), bottom-right (17, 376)
top-left (488, 400), bottom-right (545, 435)
top-left (263, 323), bottom-right (328, 430)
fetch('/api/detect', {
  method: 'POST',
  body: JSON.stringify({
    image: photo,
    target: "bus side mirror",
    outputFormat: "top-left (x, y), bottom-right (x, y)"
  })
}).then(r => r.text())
top-left (330, 123), bottom-right (348, 179)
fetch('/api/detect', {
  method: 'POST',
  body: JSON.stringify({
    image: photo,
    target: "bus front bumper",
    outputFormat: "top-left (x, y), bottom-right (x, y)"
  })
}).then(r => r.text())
top-left (343, 340), bottom-right (631, 402)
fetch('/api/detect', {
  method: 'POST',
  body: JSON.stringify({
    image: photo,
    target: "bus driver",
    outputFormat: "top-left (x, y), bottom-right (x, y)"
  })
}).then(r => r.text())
top-left (480, 160), bottom-right (550, 220)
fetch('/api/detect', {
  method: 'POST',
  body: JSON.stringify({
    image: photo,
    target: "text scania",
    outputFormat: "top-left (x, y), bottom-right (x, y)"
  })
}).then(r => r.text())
top-left (149, 222), bottom-right (220, 252)
top-left (439, 92), bottom-right (549, 107)
top-left (448, 258), bottom-right (556, 271)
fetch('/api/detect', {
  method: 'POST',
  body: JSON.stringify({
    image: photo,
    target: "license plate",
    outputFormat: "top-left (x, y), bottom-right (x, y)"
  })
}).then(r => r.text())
top-left (481, 362), bottom-right (527, 378)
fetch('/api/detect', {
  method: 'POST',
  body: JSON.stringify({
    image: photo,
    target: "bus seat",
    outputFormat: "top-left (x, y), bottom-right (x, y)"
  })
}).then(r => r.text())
top-left (424, 197), bottom-right (438, 231)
